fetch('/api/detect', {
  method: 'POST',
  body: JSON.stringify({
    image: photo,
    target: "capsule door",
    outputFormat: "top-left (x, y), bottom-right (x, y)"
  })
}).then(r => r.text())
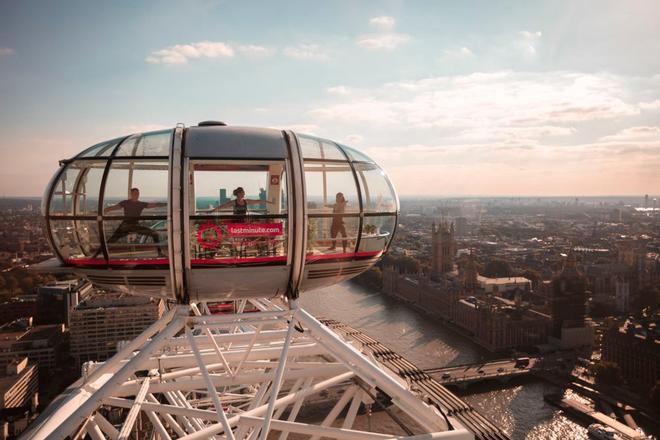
top-left (184, 159), bottom-right (291, 301)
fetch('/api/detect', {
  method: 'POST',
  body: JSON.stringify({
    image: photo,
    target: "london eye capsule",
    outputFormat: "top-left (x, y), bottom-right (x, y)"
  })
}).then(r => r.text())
top-left (38, 122), bottom-right (399, 303)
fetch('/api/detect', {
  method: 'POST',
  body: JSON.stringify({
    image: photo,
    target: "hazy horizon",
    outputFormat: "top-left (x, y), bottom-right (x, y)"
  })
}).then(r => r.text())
top-left (2, 1), bottom-right (660, 197)
top-left (2, 194), bottom-right (658, 201)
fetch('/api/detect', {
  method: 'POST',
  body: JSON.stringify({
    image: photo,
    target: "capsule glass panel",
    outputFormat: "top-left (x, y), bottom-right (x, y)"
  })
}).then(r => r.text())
top-left (50, 220), bottom-right (80, 259)
top-left (102, 161), bottom-right (169, 216)
top-left (114, 130), bottom-right (173, 157)
top-left (353, 162), bottom-right (397, 213)
top-left (103, 219), bottom-right (167, 261)
top-left (359, 215), bottom-right (396, 255)
top-left (189, 161), bottom-right (289, 267)
top-left (299, 136), bottom-right (346, 161)
top-left (49, 163), bottom-right (83, 216)
top-left (77, 137), bottom-right (122, 158)
top-left (101, 160), bottom-right (168, 261)
top-left (73, 161), bottom-right (106, 216)
top-left (337, 143), bottom-right (374, 163)
top-left (306, 216), bottom-right (359, 260)
top-left (304, 163), bottom-right (359, 214)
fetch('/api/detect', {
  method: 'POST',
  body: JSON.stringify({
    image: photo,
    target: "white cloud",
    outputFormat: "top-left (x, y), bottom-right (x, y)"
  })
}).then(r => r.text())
top-left (457, 46), bottom-right (474, 57)
top-left (517, 30), bottom-right (542, 56)
top-left (364, 136), bottom-right (660, 196)
top-left (344, 134), bottom-right (364, 144)
top-left (639, 99), bottom-right (660, 110)
top-left (369, 16), bottom-right (396, 31)
top-left (326, 86), bottom-right (351, 96)
top-left (356, 33), bottom-right (411, 50)
top-left (440, 46), bottom-right (475, 61)
top-left (146, 41), bottom-right (234, 64)
top-left (600, 126), bottom-right (660, 141)
top-left (456, 125), bottom-right (576, 141)
top-left (237, 44), bottom-right (272, 57)
top-left (283, 44), bottom-right (328, 60)
top-left (309, 71), bottom-right (642, 129)
top-left (0, 47), bottom-right (14, 57)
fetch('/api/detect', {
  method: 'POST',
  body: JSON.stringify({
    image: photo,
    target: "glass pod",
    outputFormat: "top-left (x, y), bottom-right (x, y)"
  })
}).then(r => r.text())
top-left (41, 124), bottom-right (399, 303)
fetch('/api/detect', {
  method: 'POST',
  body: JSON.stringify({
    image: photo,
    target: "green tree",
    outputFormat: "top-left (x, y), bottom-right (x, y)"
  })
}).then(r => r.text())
top-left (19, 276), bottom-right (35, 295)
top-left (522, 269), bottom-right (542, 289)
top-left (6, 276), bottom-right (18, 295)
top-left (397, 255), bottom-right (420, 274)
top-left (483, 259), bottom-right (513, 278)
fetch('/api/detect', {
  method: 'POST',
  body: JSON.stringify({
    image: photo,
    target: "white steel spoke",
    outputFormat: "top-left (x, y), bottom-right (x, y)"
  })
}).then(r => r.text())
top-left (272, 377), bottom-right (303, 420)
top-left (23, 301), bottom-right (472, 440)
top-left (239, 416), bottom-right (394, 440)
top-left (117, 377), bottom-right (150, 440)
top-left (145, 408), bottom-right (172, 440)
top-left (342, 388), bottom-right (365, 430)
top-left (186, 326), bottom-right (236, 440)
top-left (93, 413), bottom-right (119, 440)
top-left (148, 394), bottom-right (188, 437)
top-left (234, 323), bottom-right (265, 377)
top-left (310, 385), bottom-right (358, 440)
top-left (257, 314), bottom-right (297, 440)
top-left (278, 376), bottom-right (314, 440)
top-left (85, 420), bottom-right (106, 440)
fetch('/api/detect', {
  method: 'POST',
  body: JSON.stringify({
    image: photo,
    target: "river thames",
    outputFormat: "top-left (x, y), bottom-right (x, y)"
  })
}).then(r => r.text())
top-left (300, 282), bottom-right (589, 440)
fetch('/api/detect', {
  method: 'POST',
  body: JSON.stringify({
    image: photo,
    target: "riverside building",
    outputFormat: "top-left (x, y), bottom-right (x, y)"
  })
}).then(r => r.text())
top-left (69, 294), bottom-right (164, 366)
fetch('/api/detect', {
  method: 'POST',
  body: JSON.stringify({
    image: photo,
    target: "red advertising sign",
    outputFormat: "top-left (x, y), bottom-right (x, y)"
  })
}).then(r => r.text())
top-left (227, 223), bottom-right (283, 237)
top-left (196, 223), bottom-right (223, 249)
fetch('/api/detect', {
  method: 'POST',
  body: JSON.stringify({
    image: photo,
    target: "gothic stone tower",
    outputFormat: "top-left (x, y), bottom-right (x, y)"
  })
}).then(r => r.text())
top-left (458, 251), bottom-right (479, 291)
top-left (431, 220), bottom-right (456, 279)
top-left (551, 252), bottom-right (587, 339)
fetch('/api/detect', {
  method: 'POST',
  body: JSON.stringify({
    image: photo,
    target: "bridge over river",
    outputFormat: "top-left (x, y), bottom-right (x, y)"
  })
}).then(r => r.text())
top-left (424, 358), bottom-right (541, 385)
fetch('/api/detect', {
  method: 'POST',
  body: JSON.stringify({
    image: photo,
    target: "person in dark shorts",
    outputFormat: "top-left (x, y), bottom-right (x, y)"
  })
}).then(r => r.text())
top-left (326, 192), bottom-right (348, 252)
top-left (95, 188), bottom-right (167, 258)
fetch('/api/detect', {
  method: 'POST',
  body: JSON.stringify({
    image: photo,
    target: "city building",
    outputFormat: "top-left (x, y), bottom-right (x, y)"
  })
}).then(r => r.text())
top-left (601, 313), bottom-right (659, 388)
top-left (69, 294), bottom-right (164, 366)
top-left (7, 324), bottom-right (65, 371)
top-left (0, 358), bottom-right (38, 410)
top-left (0, 298), bottom-right (37, 327)
top-left (476, 275), bottom-right (531, 295)
top-left (0, 319), bottom-right (65, 370)
top-left (454, 217), bottom-right (468, 236)
top-left (550, 254), bottom-right (594, 349)
top-left (431, 220), bottom-right (456, 278)
top-left (36, 279), bottom-right (91, 326)
top-left (614, 276), bottom-right (630, 313)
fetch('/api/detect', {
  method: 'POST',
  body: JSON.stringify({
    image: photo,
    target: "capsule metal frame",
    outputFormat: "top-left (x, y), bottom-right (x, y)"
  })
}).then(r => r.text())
top-left (40, 124), bottom-right (399, 303)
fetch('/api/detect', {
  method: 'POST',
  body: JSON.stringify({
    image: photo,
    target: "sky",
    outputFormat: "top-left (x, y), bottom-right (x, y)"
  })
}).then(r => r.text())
top-left (1, 0), bottom-right (659, 197)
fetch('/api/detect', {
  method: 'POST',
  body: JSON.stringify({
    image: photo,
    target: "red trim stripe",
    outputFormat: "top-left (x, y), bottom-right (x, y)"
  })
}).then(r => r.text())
top-left (64, 250), bottom-right (381, 267)
top-left (191, 256), bottom-right (288, 265)
top-left (65, 258), bottom-right (169, 266)
top-left (305, 250), bottom-right (383, 263)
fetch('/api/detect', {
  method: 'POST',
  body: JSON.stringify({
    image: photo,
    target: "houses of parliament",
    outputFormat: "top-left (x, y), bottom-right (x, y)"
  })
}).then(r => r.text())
top-left (382, 220), bottom-right (594, 352)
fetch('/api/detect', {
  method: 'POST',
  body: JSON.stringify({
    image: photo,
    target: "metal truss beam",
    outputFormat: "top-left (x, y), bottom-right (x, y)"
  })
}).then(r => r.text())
top-left (22, 300), bottom-right (472, 440)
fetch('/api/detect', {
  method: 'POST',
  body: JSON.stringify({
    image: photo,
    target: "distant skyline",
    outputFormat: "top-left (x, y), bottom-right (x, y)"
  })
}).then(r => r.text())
top-left (1, 0), bottom-right (660, 197)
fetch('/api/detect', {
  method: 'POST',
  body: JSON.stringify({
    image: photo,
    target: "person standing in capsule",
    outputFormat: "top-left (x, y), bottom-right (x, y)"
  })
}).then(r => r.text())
top-left (214, 187), bottom-right (271, 222)
top-left (326, 192), bottom-right (348, 252)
